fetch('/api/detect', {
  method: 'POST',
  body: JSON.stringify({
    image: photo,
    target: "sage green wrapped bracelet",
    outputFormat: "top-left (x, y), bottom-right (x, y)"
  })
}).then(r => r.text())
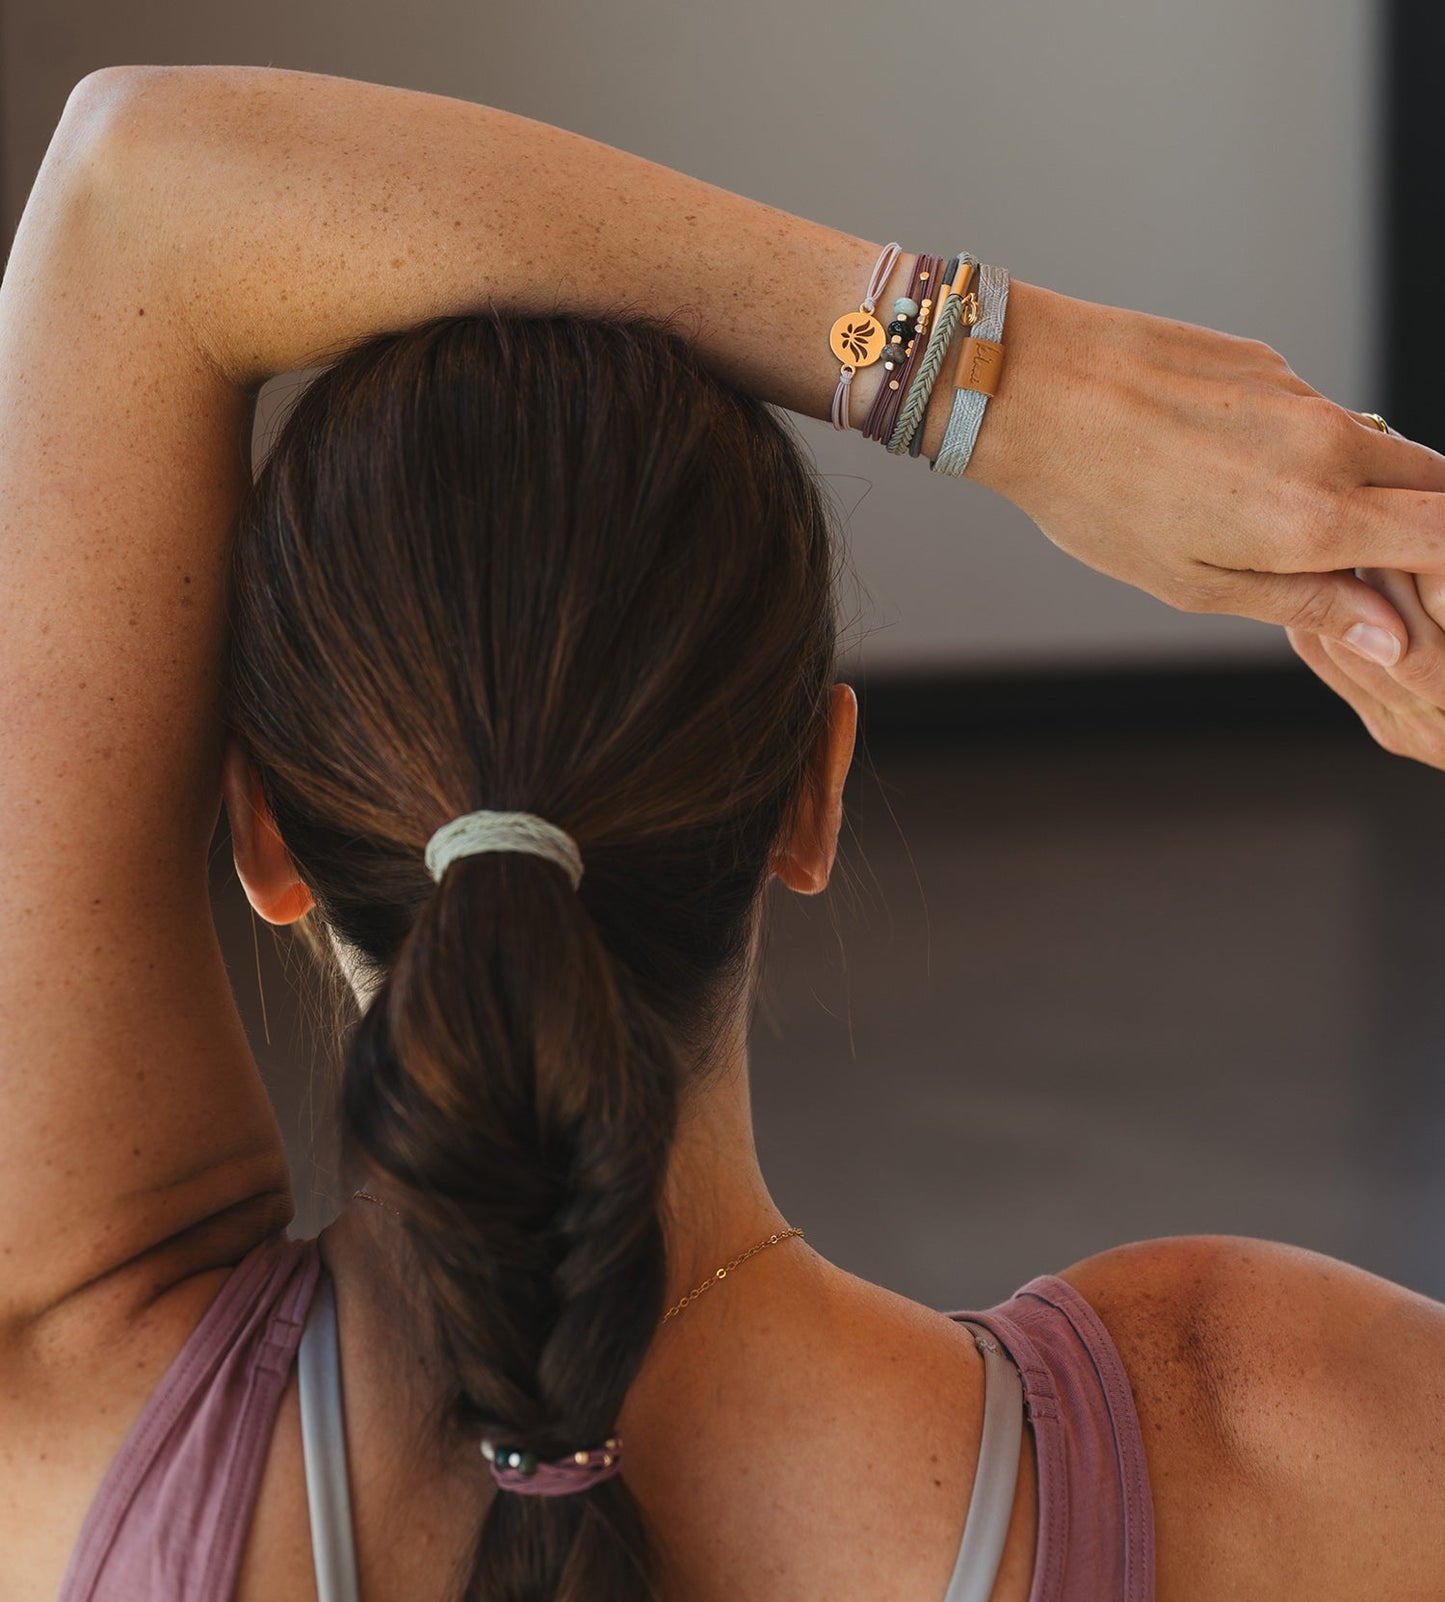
top-left (888, 253), bottom-right (977, 455)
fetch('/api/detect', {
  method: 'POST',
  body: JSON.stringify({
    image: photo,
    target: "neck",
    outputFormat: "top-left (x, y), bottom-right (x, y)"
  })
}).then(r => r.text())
top-left (336, 1002), bottom-right (822, 1410)
top-left (655, 1025), bottom-right (797, 1298)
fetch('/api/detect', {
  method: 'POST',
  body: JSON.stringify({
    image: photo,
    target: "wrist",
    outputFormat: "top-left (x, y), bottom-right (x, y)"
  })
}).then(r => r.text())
top-left (834, 254), bottom-right (1057, 478)
top-left (955, 279), bottom-right (1078, 495)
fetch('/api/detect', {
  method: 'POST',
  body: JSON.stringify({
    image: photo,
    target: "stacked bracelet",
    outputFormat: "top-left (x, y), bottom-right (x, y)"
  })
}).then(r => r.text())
top-left (931, 261), bottom-right (1011, 476)
top-left (862, 253), bottom-right (941, 444)
top-left (829, 242), bottom-right (903, 433)
top-left (827, 243), bottom-right (1010, 461)
top-left (888, 253), bottom-right (977, 456)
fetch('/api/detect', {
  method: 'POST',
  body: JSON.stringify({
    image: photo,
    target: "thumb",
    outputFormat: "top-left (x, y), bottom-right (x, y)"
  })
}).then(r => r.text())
top-left (1220, 569), bottom-right (1407, 667)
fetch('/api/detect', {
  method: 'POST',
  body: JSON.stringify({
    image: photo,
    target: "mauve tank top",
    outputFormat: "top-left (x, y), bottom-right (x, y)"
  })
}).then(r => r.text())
top-left (55, 1229), bottom-right (1155, 1602)
top-left (56, 1230), bottom-right (321, 1601)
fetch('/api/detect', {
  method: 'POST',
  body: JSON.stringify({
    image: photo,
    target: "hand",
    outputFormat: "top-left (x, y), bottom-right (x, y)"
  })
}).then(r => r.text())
top-left (1287, 568), bottom-right (1445, 769)
top-left (966, 283), bottom-right (1445, 666)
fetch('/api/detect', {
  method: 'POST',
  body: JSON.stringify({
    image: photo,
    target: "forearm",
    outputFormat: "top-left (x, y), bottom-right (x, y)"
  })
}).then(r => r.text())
top-left (94, 63), bottom-right (975, 455)
top-left (80, 66), bottom-right (1439, 674)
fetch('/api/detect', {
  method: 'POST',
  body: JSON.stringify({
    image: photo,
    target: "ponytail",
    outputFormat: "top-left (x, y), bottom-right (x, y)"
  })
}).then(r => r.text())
top-left (342, 845), bottom-right (677, 1599)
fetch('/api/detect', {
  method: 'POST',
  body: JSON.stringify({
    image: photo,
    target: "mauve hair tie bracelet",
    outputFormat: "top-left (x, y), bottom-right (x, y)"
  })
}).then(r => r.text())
top-left (863, 252), bottom-right (940, 444)
top-left (829, 242), bottom-right (902, 432)
top-left (887, 254), bottom-right (953, 447)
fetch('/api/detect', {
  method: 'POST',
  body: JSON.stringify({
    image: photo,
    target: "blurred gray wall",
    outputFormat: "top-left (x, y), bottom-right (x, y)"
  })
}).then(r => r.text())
top-left (1, 0), bottom-right (1380, 673)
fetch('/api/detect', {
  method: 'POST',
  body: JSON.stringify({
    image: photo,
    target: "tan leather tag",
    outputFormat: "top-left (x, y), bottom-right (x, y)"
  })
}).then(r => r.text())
top-left (952, 337), bottom-right (1005, 396)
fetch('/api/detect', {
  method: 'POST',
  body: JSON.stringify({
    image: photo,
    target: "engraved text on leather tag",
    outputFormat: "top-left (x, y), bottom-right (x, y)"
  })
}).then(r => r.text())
top-left (952, 337), bottom-right (1004, 396)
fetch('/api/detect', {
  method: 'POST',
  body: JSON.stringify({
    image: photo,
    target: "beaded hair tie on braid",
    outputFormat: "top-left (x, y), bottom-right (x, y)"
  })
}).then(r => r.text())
top-left (481, 1436), bottom-right (625, 1496)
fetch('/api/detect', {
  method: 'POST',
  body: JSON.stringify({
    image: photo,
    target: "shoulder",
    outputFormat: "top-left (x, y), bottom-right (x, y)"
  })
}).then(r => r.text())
top-left (1055, 1231), bottom-right (1438, 1438)
top-left (1054, 1232), bottom-right (1428, 1466)
top-left (1055, 1234), bottom-right (1445, 1601)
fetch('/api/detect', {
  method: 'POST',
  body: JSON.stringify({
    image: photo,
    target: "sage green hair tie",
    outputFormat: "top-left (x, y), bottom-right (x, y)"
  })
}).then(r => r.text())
top-left (424, 810), bottom-right (584, 889)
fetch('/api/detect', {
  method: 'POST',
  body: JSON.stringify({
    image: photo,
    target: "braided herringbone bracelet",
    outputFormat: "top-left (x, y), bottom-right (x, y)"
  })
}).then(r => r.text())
top-left (889, 253), bottom-right (978, 455)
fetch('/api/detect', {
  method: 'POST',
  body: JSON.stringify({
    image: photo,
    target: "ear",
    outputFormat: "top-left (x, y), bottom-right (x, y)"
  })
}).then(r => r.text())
top-left (221, 733), bottom-right (316, 925)
top-left (770, 682), bottom-right (858, 896)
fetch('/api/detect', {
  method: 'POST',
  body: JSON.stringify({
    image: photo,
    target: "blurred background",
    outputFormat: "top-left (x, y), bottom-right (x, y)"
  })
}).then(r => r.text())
top-left (7, 0), bottom-right (1445, 1303)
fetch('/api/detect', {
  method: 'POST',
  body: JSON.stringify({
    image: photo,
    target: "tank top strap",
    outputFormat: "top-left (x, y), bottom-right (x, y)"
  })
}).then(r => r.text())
top-left (295, 1273), bottom-right (1028, 1602)
top-left (939, 1319), bottom-right (1025, 1602)
top-left (298, 1266), bottom-right (362, 1602)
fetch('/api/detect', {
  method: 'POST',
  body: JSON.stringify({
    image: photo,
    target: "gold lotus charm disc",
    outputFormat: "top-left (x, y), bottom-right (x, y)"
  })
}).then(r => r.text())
top-left (830, 312), bottom-right (886, 368)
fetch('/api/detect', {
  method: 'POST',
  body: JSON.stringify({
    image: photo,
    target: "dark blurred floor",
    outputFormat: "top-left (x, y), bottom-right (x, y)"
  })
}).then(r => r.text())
top-left (211, 683), bottom-right (1445, 1313)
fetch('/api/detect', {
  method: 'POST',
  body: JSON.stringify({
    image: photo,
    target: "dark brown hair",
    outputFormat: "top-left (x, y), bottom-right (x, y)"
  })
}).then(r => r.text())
top-left (224, 312), bottom-right (841, 1601)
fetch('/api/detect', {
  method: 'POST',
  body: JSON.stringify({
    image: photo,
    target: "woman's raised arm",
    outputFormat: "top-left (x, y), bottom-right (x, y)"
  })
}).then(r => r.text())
top-left (0, 57), bottom-right (1439, 1346)
top-left (92, 61), bottom-right (1445, 657)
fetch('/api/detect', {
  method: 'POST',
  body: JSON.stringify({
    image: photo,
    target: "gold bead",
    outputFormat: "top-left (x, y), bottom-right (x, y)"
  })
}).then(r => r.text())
top-left (602, 1452), bottom-right (615, 1466)
top-left (575, 1451), bottom-right (591, 1465)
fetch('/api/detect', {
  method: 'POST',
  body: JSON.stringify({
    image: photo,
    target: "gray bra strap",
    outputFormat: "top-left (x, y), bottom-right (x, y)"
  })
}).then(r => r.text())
top-left (940, 1322), bottom-right (1025, 1602)
top-left (298, 1267), bottom-right (362, 1602)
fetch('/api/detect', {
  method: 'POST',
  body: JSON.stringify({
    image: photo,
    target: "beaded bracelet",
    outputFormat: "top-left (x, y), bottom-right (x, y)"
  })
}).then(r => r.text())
top-left (903, 254), bottom-right (963, 457)
top-left (865, 254), bottom-right (935, 445)
top-left (931, 262), bottom-right (1011, 476)
top-left (829, 242), bottom-right (903, 432)
top-left (862, 253), bottom-right (941, 444)
top-left (890, 253), bottom-right (978, 456)
top-left (858, 252), bottom-right (928, 442)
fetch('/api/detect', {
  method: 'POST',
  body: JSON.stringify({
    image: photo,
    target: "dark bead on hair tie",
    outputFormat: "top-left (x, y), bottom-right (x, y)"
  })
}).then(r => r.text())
top-left (481, 1433), bottom-right (624, 1496)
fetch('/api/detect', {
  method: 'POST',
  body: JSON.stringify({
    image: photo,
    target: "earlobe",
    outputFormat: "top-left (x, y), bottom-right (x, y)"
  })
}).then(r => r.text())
top-left (221, 733), bottom-right (316, 926)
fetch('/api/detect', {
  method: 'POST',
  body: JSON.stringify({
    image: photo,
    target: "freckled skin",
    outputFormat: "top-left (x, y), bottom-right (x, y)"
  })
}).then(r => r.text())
top-left (2, 62), bottom-right (1444, 1602)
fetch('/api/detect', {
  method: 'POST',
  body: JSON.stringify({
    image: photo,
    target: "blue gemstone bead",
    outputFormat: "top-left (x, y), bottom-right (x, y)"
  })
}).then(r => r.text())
top-left (893, 296), bottom-right (919, 318)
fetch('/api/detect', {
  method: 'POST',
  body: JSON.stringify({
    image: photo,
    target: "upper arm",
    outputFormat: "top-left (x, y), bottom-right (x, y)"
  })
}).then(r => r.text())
top-left (0, 71), bottom-right (292, 1341)
top-left (1058, 1235), bottom-right (1445, 1601)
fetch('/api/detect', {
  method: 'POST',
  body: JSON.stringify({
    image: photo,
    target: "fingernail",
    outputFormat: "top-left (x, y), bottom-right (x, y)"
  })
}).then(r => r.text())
top-left (1341, 624), bottom-right (1402, 667)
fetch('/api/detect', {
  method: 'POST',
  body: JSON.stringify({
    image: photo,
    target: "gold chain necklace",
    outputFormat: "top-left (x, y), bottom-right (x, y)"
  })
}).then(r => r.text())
top-left (351, 1189), bottom-right (803, 1330)
top-left (657, 1226), bottom-right (805, 1325)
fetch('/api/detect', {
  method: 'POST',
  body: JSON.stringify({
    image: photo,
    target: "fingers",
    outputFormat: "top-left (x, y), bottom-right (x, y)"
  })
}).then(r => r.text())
top-left (1287, 627), bottom-right (1400, 747)
top-left (1197, 567), bottom-right (1407, 663)
top-left (1318, 635), bottom-right (1445, 765)
top-left (1413, 568), bottom-right (1445, 630)
top-left (1347, 418), bottom-right (1445, 493)
top-left (1344, 486), bottom-right (1445, 573)
top-left (1353, 567), bottom-right (1445, 702)
top-left (1286, 566), bottom-right (1445, 770)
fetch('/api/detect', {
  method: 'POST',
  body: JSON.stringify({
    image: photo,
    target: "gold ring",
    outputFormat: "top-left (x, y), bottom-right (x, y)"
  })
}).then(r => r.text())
top-left (1360, 411), bottom-right (1391, 433)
